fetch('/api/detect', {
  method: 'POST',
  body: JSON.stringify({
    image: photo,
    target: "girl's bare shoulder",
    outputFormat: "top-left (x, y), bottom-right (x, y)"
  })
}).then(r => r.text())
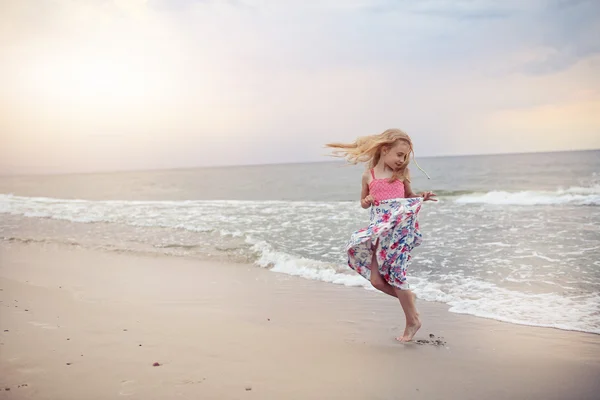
top-left (362, 168), bottom-right (372, 184)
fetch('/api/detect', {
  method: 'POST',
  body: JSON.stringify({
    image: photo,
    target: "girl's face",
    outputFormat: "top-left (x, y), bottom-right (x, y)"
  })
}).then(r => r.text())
top-left (382, 140), bottom-right (410, 171)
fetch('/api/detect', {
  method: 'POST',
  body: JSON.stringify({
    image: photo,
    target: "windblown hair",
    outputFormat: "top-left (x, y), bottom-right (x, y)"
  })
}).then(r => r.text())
top-left (326, 128), bottom-right (430, 182)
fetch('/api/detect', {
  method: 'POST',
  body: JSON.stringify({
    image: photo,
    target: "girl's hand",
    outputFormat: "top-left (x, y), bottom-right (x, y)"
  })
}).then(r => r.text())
top-left (361, 195), bottom-right (375, 208)
top-left (420, 191), bottom-right (437, 202)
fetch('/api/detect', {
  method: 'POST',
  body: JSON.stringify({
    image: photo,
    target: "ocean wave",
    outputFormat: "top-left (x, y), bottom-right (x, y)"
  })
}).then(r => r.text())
top-left (454, 185), bottom-right (600, 206)
top-left (2, 193), bottom-right (599, 335)
top-left (243, 237), bottom-right (600, 335)
top-left (1, 236), bottom-right (82, 246)
top-left (4, 188), bottom-right (599, 211)
top-left (409, 275), bottom-right (600, 335)
top-left (247, 237), bottom-right (369, 288)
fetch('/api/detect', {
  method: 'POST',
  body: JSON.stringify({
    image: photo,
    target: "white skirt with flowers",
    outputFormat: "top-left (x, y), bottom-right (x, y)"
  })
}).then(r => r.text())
top-left (346, 197), bottom-right (423, 290)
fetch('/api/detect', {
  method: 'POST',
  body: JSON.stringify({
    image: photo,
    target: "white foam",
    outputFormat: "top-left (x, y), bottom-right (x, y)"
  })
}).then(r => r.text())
top-left (455, 186), bottom-right (600, 206)
top-left (411, 275), bottom-right (600, 334)
top-left (559, 184), bottom-right (600, 195)
top-left (243, 237), bottom-right (600, 334)
top-left (220, 229), bottom-right (244, 238)
top-left (242, 232), bottom-right (600, 334)
top-left (248, 238), bottom-right (369, 288)
top-left (482, 242), bottom-right (512, 247)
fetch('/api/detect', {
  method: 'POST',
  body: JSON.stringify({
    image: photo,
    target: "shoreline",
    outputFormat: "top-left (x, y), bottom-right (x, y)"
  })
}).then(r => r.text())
top-left (1, 241), bottom-right (599, 399)
top-left (3, 229), bottom-right (598, 337)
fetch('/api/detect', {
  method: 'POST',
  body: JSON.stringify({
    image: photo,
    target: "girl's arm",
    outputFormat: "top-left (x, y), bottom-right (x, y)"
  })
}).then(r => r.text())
top-left (404, 179), bottom-right (419, 198)
top-left (403, 169), bottom-right (419, 198)
top-left (404, 172), bottom-right (437, 202)
top-left (360, 170), bottom-right (374, 208)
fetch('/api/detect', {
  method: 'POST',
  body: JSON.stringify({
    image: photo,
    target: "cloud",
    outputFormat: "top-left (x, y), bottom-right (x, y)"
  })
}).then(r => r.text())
top-left (513, 0), bottom-right (600, 75)
top-left (0, 0), bottom-right (598, 173)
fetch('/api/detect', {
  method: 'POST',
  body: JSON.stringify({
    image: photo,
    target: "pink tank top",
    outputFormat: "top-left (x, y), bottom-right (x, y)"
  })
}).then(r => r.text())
top-left (369, 169), bottom-right (406, 201)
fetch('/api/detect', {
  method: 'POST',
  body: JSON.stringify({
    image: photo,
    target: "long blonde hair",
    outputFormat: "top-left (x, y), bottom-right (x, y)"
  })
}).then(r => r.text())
top-left (326, 128), bottom-right (430, 182)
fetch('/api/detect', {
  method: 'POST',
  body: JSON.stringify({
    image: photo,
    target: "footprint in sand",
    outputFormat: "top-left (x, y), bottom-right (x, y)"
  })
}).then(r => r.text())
top-left (415, 334), bottom-right (447, 346)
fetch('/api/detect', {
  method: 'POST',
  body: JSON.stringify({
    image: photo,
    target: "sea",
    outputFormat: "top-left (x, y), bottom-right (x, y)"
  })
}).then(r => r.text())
top-left (1, 150), bottom-right (599, 334)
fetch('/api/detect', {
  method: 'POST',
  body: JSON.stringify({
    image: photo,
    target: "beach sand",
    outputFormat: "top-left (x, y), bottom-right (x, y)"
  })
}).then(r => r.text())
top-left (1, 242), bottom-right (599, 400)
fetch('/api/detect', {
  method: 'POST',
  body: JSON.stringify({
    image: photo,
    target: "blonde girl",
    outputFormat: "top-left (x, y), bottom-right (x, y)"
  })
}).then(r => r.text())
top-left (327, 128), bottom-right (436, 342)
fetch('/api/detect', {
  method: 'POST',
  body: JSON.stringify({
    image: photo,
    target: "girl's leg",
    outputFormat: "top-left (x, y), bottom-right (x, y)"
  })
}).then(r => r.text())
top-left (369, 243), bottom-right (397, 298)
top-left (394, 288), bottom-right (421, 342)
top-left (369, 242), bottom-right (421, 341)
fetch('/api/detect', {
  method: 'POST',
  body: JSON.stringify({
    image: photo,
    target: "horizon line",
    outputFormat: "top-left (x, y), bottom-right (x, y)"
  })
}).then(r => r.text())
top-left (1, 147), bottom-right (598, 178)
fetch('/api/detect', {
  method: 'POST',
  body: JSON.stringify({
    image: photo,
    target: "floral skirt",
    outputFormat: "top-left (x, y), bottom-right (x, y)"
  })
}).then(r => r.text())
top-left (346, 197), bottom-right (423, 290)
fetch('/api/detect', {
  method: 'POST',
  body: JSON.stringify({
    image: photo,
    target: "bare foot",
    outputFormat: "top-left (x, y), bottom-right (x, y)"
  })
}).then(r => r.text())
top-left (396, 319), bottom-right (422, 342)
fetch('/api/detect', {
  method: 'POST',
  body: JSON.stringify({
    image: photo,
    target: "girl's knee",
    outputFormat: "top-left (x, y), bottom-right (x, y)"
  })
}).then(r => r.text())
top-left (370, 278), bottom-right (387, 291)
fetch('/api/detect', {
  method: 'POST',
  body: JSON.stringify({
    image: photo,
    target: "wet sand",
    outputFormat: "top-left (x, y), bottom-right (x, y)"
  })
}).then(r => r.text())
top-left (1, 242), bottom-right (599, 399)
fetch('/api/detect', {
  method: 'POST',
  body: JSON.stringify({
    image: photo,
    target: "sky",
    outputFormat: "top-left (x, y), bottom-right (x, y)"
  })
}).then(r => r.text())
top-left (0, 0), bottom-right (599, 174)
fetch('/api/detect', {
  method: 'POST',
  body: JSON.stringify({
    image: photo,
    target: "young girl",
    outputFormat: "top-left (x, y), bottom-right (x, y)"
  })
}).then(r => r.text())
top-left (327, 128), bottom-right (436, 342)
